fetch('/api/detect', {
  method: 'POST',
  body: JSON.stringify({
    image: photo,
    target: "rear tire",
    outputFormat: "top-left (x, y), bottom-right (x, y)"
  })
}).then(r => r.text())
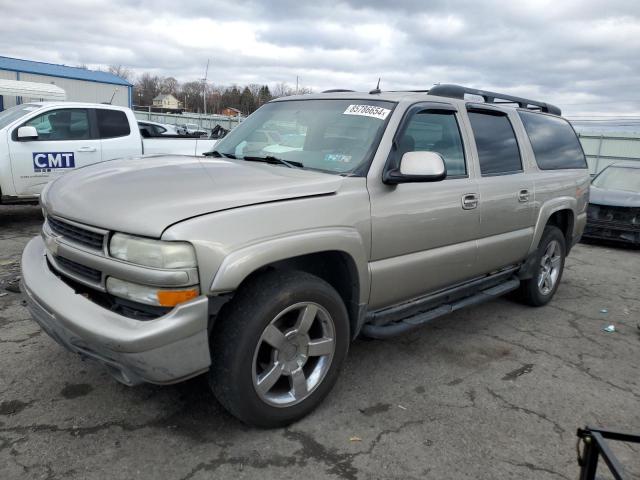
top-left (519, 225), bottom-right (566, 306)
top-left (209, 269), bottom-right (350, 428)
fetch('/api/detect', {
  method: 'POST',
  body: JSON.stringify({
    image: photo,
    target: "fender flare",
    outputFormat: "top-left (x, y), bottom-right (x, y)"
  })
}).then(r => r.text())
top-left (528, 196), bottom-right (577, 254)
top-left (209, 227), bottom-right (370, 305)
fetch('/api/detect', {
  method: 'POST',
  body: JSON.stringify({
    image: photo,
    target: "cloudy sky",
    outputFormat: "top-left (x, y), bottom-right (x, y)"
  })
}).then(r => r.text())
top-left (2, 0), bottom-right (640, 117)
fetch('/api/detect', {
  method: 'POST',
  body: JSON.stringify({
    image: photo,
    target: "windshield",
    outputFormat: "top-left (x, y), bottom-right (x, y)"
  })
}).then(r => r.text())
top-left (0, 104), bottom-right (42, 130)
top-left (592, 166), bottom-right (640, 193)
top-left (212, 99), bottom-right (395, 175)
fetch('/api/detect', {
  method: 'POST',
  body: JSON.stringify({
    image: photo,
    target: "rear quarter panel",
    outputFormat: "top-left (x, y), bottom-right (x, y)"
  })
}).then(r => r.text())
top-left (528, 169), bottom-right (590, 252)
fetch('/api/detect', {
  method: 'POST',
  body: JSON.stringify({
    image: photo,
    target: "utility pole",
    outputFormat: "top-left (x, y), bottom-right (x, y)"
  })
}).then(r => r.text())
top-left (202, 59), bottom-right (209, 116)
top-left (296, 76), bottom-right (299, 95)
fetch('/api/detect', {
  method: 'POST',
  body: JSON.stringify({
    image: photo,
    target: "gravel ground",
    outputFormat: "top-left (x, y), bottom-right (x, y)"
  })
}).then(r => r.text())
top-left (1, 205), bottom-right (639, 480)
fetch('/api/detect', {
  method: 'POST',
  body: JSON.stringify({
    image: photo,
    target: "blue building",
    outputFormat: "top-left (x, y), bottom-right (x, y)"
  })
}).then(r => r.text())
top-left (0, 56), bottom-right (132, 111)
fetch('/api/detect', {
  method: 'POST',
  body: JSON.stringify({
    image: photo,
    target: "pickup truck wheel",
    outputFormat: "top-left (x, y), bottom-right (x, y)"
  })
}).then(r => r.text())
top-left (209, 270), bottom-right (349, 428)
top-left (519, 225), bottom-right (566, 306)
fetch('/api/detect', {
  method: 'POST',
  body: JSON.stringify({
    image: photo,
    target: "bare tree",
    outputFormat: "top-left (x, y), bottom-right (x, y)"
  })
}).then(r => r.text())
top-left (108, 65), bottom-right (133, 82)
top-left (128, 66), bottom-right (294, 114)
top-left (272, 82), bottom-right (294, 98)
top-left (272, 82), bottom-right (312, 98)
top-left (134, 73), bottom-right (161, 106)
top-left (160, 77), bottom-right (179, 95)
top-left (181, 81), bottom-right (204, 112)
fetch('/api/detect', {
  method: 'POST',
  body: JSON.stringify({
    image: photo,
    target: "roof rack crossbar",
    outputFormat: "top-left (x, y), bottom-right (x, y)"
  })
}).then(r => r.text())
top-left (427, 84), bottom-right (561, 116)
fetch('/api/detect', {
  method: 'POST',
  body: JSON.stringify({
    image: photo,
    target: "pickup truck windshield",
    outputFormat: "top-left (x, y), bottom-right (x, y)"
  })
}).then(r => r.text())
top-left (0, 104), bottom-right (42, 130)
top-left (212, 99), bottom-right (395, 175)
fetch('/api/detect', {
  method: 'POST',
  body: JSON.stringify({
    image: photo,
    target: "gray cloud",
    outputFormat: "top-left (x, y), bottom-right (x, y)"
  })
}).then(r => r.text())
top-left (1, 0), bottom-right (639, 115)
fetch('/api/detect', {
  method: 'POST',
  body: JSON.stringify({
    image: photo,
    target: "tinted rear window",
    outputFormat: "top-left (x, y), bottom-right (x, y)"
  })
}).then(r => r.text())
top-left (96, 109), bottom-right (130, 139)
top-left (518, 111), bottom-right (587, 169)
top-left (468, 111), bottom-right (522, 175)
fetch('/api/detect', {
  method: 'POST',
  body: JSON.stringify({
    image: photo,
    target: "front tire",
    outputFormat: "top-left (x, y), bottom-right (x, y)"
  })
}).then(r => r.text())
top-left (209, 270), bottom-right (350, 428)
top-left (519, 225), bottom-right (566, 306)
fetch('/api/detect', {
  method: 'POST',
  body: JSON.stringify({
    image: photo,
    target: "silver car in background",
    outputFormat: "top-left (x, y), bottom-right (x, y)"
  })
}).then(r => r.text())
top-left (137, 120), bottom-right (183, 137)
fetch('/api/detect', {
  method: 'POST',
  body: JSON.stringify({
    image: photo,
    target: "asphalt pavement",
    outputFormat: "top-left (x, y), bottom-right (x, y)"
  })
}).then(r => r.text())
top-left (1, 205), bottom-right (639, 479)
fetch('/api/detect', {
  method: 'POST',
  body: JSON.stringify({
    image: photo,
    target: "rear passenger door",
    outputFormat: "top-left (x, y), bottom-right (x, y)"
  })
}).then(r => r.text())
top-left (466, 107), bottom-right (534, 272)
top-left (94, 108), bottom-right (139, 161)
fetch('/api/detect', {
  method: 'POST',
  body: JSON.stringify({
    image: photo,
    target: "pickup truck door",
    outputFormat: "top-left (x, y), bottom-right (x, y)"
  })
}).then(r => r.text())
top-left (8, 107), bottom-right (101, 197)
top-left (94, 108), bottom-right (142, 160)
top-left (465, 107), bottom-right (534, 273)
top-left (368, 104), bottom-right (480, 310)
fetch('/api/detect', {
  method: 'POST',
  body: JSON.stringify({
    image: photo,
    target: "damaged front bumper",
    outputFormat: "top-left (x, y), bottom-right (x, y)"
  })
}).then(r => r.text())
top-left (583, 221), bottom-right (640, 245)
top-left (21, 236), bottom-right (211, 386)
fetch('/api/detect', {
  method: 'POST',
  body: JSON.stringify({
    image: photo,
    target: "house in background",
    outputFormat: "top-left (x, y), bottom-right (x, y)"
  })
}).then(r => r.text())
top-left (153, 93), bottom-right (181, 111)
top-left (222, 107), bottom-right (242, 117)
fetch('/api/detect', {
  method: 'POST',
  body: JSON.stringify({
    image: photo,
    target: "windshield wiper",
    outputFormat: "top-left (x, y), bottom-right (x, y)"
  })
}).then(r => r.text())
top-left (242, 155), bottom-right (302, 169)
top-left (203, 150), bottom-right (236, 158)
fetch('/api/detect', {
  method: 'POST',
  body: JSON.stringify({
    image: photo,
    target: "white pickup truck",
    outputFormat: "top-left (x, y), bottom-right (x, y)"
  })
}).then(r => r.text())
top-left (0, 102), bottom-right (217, 203)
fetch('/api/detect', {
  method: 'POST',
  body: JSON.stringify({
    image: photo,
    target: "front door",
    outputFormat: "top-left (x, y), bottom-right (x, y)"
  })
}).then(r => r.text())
top-left (8, 108), bottom-right (101, 197)
top-left (368, 104), bottom-right (480, 310)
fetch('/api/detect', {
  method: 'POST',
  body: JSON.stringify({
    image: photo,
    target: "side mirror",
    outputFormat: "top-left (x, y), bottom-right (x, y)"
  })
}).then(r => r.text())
top-left (17, 126), bottom-right (38, 141)
top-left (383, 151), bottom-right (447, 184)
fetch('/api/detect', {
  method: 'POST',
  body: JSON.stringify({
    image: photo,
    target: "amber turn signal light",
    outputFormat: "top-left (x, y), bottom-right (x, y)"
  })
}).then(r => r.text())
top-left (157, 288), bottom-right (199, 307)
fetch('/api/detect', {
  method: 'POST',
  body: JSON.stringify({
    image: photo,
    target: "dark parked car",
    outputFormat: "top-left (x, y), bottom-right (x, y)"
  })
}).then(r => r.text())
top-left (585, 163), bottom-right (640, 245)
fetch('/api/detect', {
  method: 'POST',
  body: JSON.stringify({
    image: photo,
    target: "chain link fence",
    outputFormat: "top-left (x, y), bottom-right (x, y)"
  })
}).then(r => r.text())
top-left (134, 110), bottom-right (243, 131)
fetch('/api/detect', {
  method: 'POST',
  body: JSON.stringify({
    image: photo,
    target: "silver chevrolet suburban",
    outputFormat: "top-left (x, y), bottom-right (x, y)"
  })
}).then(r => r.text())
top-left (21, 85), bottom-right (590, 427)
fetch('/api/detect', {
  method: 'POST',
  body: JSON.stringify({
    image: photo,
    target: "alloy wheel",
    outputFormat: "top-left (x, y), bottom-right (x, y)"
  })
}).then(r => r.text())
top-left (537, 239), bottom-right (562, 295)
top-left (251, 302), bottom-right (336, 407)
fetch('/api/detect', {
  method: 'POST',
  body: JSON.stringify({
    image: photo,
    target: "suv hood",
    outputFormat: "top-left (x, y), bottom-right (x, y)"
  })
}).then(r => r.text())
top-left (43, 155), bottom-right (343, 237)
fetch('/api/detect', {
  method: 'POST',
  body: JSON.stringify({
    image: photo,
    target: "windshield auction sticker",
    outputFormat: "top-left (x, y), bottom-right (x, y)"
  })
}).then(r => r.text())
top-left (343, 104), bottom-right (391, 120)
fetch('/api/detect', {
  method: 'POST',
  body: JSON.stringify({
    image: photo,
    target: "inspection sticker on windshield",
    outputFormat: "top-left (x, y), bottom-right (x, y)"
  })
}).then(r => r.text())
top-left (343, 104), bottom-right (391, 120)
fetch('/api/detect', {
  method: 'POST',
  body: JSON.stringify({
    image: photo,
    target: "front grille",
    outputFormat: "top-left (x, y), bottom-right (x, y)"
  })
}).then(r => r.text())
top-left (53, 255), bottom-right (102, 283)
top-left (587, 218), bottom-right (640, 232)
top-left (47, 216), bottom-right (105, 250)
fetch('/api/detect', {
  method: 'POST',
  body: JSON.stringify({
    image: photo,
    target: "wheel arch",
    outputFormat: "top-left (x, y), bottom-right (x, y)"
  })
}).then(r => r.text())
top-left (519, 200), bottom-right (576, 280)
top-left (209, 228), bottom-right (369, 338)
top-left (529, 198), bottom-right (577, 255)
top-left (546, 208), bottom-right (575, 251)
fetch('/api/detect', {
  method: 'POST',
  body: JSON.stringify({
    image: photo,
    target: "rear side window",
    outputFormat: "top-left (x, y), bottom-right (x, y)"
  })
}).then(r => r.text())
top-left (96, 109), bottom-right (130, 139)
top-left (518, 111), bottom-right (587, 169)
top-left (468, 111), bottom-right (522, 175)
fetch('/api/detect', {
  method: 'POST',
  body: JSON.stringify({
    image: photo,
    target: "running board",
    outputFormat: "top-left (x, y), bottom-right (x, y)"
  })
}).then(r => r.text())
top-left (361, 277), bottom-right (520, 339)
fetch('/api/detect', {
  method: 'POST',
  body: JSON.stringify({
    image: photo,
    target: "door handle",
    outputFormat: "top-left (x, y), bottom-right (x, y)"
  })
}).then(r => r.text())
top-left (77, 146), bottom-right (97, 152)
top-left (462, 193), bottom-right (478, 210)
top-left (518, 189), bottom-right (530, 202)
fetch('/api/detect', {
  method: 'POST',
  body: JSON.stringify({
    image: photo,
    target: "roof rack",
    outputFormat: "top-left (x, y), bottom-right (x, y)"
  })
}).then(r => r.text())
top-left (427, 84), bottom-right (562, 116)
top-left (322, 89), bottom-right (355, 93)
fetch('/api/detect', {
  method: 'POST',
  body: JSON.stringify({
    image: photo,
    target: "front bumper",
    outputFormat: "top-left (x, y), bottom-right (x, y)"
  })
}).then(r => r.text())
top-left (21, 236), bottom-right (211, 385)
top-left (583, 220), bottom-right (640, 246)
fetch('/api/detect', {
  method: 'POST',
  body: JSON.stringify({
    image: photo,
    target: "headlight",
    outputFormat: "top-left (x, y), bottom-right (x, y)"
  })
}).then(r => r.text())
top-left (106, 277), bottom-right (199, 307)
top-left (110, 233), bottom-right (196, 269)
